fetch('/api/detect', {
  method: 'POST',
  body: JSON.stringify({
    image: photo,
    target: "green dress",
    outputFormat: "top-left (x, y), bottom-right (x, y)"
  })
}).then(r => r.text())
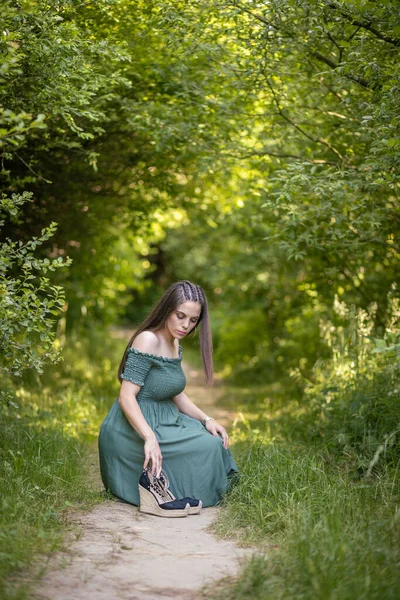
top-left (98, 346), bottom-right (238, 507)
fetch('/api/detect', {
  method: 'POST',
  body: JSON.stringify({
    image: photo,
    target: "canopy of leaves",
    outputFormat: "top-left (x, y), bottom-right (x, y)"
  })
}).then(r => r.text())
top-left (0, 0), bottom-right (398, 384)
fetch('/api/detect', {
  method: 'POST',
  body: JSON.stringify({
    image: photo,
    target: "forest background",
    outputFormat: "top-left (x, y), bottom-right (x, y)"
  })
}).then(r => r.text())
top-left (1, 1), bottom-right (399, 599)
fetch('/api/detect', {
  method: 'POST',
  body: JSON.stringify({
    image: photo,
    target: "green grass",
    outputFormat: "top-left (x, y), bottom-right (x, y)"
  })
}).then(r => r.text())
top-left (0, 332), bottom-right (122, 599)
top-left (210, 444), bottom-right (400, 599)
top-left (206, 362), bottom-right (400, 600)
top-left (2, 328), bottom-right (399, 600)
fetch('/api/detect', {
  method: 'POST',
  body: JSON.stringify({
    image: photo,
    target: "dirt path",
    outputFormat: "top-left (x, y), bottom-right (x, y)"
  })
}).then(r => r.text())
top-left (33, 359), bottom-right (250, 600)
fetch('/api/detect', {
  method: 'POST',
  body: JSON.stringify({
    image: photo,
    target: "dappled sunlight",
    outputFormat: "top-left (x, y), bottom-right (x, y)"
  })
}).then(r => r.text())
top-left (1, 0), bottom-right (399, 597)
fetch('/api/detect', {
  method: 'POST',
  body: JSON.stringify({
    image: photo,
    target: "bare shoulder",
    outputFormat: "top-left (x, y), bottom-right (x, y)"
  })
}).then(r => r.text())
top-left (131, 331), bottom-right (161, 354)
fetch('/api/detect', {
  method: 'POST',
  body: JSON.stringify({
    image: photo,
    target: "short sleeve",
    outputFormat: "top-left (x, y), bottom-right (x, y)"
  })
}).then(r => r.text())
top-left (121, 349), bottom-right (153, 387)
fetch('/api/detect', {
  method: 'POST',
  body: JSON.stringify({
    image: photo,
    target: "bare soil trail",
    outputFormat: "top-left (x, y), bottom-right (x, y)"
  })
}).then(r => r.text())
top-left (33, 357), bottom-right (251, 600)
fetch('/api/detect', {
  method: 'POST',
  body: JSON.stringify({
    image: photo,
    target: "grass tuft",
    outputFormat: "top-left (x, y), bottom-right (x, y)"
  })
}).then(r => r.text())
top-left (211, 439), bottom-right (400, 599)
top-left (0, 333), bottom-right (122, 599)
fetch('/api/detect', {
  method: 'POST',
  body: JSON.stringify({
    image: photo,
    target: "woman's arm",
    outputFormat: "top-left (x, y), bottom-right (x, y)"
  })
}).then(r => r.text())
top-left (119, 380), bottom-right (162, 475)
top-left (172, 391), bottom-right (229, 449)
top-left (172, 390), bottom-right (209, 422)
top-left (118, 331), bottom-right (166, 475)
top-left (119, 380), bottom-right (154, 438)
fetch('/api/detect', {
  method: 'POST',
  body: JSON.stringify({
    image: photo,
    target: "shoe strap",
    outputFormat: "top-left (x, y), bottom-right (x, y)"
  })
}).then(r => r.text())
top-left (145, 468), bottom-right (173, 503)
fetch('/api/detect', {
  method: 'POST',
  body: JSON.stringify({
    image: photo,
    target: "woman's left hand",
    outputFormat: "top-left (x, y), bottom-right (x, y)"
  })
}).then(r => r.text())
top-left (206, 420), bottom-right (229, 449)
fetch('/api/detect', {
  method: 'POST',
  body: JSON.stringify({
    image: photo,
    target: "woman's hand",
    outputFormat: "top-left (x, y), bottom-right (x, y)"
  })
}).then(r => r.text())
top-left (143, 434), bottom-right (162, 477)
top-left (206, 420), bottom-right (229, 449)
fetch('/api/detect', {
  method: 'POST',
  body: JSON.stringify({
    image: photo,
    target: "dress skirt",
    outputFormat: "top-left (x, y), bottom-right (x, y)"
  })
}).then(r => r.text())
top-left (99, 398), bottom-right (238, 507)
top-left (98, 345), bottom-right (238, 507)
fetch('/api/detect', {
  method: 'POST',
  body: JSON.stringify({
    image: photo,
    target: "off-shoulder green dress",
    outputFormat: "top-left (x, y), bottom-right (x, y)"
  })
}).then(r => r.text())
top-left (98, 346), bottom-right (238, 507)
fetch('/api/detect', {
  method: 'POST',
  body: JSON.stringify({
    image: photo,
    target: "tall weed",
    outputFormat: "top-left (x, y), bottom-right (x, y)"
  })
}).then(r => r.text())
top-left (299, 290), bottom-right (400, 471)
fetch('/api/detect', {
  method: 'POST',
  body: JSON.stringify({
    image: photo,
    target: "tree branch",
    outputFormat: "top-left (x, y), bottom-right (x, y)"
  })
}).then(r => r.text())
top-left (14, 152), bottom-right (47, 181)
top-left (326, 31), bottom-right (343, 63)
top-left (347, 26), bottom-right (362, 42)
top-left (230, 2), bottom-right (375, 89)
top-left (228, 0), bottom-right (279, 30)
top-left (310, 51), bottom-right (372, 89)
top-left (324, 1), bottom-right (400, 47)
top-left (265, 77), bottom-right (346, 161)
top-left (245, 150), bottom-right (339, 165)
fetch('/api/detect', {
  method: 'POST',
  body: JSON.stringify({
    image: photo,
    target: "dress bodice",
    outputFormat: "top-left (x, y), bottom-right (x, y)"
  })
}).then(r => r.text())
top-left (121, 346), bottom-right (186, 402)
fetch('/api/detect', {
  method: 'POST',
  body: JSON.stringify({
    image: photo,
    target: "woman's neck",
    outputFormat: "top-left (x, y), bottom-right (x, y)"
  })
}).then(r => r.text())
top-left (152, 329), bottom-right (179, 355)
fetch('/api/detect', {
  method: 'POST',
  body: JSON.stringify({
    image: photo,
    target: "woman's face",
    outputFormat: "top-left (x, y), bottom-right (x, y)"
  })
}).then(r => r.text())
top-left (166, 301), bottom-right (202, 340)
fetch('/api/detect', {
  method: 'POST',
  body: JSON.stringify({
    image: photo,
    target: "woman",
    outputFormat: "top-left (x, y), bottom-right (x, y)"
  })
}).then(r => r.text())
top-left (98, 280), bottom-right (238, 508)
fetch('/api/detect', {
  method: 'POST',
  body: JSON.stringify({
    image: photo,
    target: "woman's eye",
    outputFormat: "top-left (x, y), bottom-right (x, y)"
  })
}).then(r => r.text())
top-left (176, 313), bottom-right (197, 323)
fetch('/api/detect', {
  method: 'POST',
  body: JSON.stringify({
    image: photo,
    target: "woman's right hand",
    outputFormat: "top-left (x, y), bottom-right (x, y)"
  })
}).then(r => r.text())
top-left (143, 434), bottom-right (162, 477)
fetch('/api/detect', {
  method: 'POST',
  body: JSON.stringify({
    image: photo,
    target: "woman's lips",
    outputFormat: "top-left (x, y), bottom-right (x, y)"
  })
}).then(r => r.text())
top-left (177, 331), bottom-right (186, 335)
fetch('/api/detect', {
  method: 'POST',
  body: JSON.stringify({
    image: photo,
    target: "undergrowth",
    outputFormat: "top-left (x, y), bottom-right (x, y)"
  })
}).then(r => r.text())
top-left (208, 297), bottom-right (400, 600)
top-left (211, 444), bottom-right (400, 599)
top-left (0, 331), bottom-right (122, 599)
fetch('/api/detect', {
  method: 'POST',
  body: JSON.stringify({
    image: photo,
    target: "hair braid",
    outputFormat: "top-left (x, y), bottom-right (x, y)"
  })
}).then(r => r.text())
top-left (118, 279), bottom-right (214, 386)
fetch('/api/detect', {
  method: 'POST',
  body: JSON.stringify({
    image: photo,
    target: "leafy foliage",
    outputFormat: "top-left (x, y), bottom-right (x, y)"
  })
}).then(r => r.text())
top-left (0, 3), bottom-right (399, 596)
top-left (302, 289), bottom-right (400, 469)
top-left (0, 192), bottom-right (70, 376)
top-left (157, 0), bottom-right (399, 386)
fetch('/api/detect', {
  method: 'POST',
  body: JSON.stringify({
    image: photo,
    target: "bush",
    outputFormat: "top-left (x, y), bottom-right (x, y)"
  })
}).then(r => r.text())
top-left (301, 291), bottom-right (400, 471)
top-left (0, 192), bottom-right (71, 377)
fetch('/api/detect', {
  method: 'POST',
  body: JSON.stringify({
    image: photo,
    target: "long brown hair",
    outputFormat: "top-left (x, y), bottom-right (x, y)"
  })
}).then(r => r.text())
top-left (118, 280), bottom-right (214, 386)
